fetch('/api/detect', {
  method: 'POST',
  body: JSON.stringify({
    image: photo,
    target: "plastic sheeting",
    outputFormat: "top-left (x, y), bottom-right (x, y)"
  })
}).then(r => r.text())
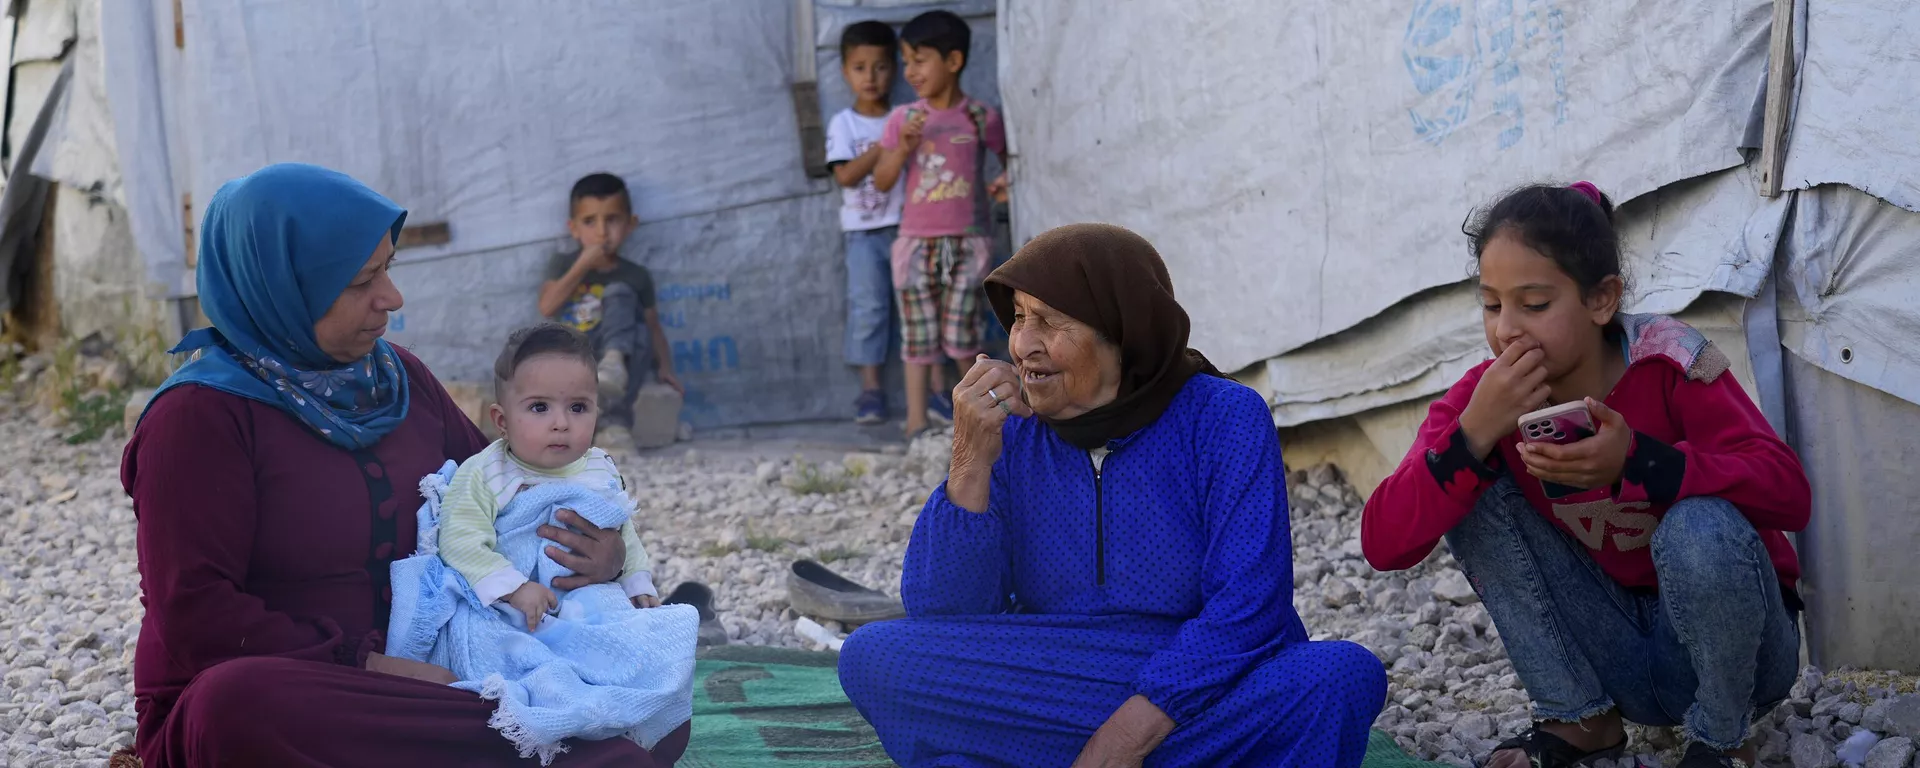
top-left (390, 193), bottom-right (853, 430)
top-left (1784, 352), bottom-right (1920, 672)
top-left (171, 0), bottom-right (828, 430)
top-left (100, 0), bottom-right (190, 299)
top-left (29, 0), bottom-right (119, 197)
top-left (101, 0), bottom-right (1003, 428)
top-left (1775, 185), bottom-right (1920, 413)
top-left (1779, 0), bottom-right (1920, 213)
top-left (1260, 161), bottom-right (1789, 425)
top-left (1000, 0), bottom-right (1774, 373)
top-left (178, 0), bottom-right (804, 261)
top-left (0, 57), bottom-right (67, 317)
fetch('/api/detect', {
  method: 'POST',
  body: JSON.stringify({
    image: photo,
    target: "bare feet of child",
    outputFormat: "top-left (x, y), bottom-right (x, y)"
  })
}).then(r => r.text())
top-left (630, 595), bottom-right (661, 609)
top-left (506, 582), bottom-right (557, 632)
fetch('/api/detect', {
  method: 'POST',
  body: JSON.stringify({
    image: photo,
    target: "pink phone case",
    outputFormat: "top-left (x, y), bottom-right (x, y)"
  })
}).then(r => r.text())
top-left (1518, 402), bottom-right (1595, 446)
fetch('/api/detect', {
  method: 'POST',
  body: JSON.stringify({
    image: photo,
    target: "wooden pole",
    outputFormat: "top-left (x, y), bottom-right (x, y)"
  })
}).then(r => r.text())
top-left (1758, 0), bottom-right (1796, 197)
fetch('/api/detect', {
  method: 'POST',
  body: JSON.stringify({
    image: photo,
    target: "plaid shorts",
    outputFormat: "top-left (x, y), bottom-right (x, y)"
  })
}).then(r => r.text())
top-left (891, 235), bottom-right (992, 364)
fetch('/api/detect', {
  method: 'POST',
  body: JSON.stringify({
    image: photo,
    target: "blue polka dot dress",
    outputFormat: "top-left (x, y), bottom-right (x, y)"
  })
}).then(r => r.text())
top-left (839, 376), bottom-right (1387, 767)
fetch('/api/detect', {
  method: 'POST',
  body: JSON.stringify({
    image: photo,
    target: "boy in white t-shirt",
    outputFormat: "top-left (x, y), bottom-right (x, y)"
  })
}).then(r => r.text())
top-left (825, 20), bottom-right (907, 425)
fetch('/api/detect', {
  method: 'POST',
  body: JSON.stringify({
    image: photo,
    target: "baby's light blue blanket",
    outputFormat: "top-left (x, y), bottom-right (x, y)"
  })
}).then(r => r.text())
top-left (387, 461), bottom-right (698, 765)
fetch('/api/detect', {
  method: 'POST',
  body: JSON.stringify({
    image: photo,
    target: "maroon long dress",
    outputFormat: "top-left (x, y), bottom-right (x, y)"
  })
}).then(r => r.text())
top-left (121, 347), bottom-right (688, 767)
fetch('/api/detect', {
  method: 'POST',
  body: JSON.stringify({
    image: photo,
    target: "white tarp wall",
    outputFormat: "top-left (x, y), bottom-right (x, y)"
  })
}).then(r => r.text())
top-left (1001, 0), bottom-right (1920, 672)
top-left (1002, 0), bottom-right (1774, 374)
top-left (102, 0), bottom-right (1003, 430)
top-left (0, 0), bottom-right (169, 344)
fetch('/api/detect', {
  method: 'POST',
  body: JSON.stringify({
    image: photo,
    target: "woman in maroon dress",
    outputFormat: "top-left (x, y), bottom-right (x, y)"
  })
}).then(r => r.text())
top-left (120, 163), bottom-right (689, 766)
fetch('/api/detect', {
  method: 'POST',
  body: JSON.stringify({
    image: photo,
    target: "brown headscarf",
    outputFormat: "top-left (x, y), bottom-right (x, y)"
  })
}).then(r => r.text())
top-left (985, 223), bottom-right (1221, 450)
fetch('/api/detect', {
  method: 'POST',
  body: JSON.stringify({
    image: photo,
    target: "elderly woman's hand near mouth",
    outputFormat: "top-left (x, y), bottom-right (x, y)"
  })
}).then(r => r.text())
top-left (947, 354), bottom-right (1032, 512)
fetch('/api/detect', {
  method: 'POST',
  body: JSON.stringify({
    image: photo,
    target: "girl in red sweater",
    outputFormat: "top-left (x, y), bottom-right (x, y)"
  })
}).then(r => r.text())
top-left (1361, 183), bottom-right (1808, 768)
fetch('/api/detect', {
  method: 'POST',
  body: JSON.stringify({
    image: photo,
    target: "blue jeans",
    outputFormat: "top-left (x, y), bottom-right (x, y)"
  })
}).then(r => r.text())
top-left (1443, 478), bottom-right (1800, 750)
top-left (588, 282), bottom-right (652, 427)
top-left (844, 226), bottom-right (897, 369)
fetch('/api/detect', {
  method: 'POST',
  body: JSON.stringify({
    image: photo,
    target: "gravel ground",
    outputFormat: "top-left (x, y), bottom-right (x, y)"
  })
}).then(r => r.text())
top-left (2, 389), bottom-right (1915, 767)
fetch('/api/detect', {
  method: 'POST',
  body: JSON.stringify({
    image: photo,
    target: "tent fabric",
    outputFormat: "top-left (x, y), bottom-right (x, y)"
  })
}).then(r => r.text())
top-left (388, 193), bottom-right (858, 430)
top-left (31, 0), bottom-right (121, 197)
top-left (1782, 352), bottom-right (1920, 673)
top-left (11, 0), bottom-right (72, 65)
top-left (1775, 184), bottom-right (1920, 407)
top-left (99, 0), bottom-right (1004, 429)
top-left (1000, 0), bottom-right (1775, 373)
top-left (177, 0), bottom-right (803, 261)
top-left (1257, 162), bottom-right (1788, 426)
top-left (7, 0), bottom-right (73, 179)
top-left (100, 0), bottom-right (190, 299)
top-left (0, 56), bottom-right (68, 317)
top-left (1258, 281), bottom-right (1483, 428)
top-left (1779, 0), bottom-right (1920, 213)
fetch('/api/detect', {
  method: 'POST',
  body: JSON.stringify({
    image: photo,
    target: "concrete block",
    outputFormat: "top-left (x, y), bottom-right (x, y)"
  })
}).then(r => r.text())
top-left (632, 383), bottom-right (683, 449)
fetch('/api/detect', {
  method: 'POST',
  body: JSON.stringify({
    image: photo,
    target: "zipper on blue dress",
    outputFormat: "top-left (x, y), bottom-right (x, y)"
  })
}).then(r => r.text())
top-left (1091, 454), bottom-right (1106, 586)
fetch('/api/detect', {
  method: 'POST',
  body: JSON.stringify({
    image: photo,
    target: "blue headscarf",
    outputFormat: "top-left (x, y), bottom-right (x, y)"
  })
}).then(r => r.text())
top-left (146, 163), bottom-right (412, 450)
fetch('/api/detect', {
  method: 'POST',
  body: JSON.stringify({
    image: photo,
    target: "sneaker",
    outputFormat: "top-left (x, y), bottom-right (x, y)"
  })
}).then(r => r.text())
top-left (597, 351), bottom-right (628, 403)
top-left (854, 390), bottom-right (887, 425)
top-left (927, 391), bottom-right (954, 425)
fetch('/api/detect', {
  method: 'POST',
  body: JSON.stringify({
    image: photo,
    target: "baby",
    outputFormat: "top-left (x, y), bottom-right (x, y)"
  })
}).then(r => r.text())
top-left (439, 322), bottom-right (659, 630)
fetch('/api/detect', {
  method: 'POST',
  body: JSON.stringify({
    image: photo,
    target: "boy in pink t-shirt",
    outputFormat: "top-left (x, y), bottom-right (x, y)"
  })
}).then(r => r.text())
top-left (873, 9), bottom-right (1009, 436)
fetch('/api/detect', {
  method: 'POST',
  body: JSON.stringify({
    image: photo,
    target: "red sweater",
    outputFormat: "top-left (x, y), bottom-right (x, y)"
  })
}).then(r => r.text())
top-left (120, 347), bottom-right (489, 745)
top-left (1362, 315), bottom-right (1808, 593)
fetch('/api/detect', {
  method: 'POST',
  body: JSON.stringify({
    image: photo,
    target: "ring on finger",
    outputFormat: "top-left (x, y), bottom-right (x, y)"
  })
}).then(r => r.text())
top-left (987, 387), bottom-right (1002, 403)
top-left (995, 399), bottom-right (1012, 415)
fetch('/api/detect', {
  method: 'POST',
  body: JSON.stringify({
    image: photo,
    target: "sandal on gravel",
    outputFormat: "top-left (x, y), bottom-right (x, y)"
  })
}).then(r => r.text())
top-left (1479, 726), bottom-right (1627, 768)
top-left (787, 560), bottom-right (906, 625)
top-left (663, 581), bottom-right (729, 647)
top-left (1674, 742), bottom-right (1749, 768)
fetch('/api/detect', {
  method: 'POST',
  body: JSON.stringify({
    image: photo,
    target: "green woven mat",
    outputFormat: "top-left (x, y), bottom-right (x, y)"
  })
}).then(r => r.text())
top-left (681, 646), bottom-right (1443, 767)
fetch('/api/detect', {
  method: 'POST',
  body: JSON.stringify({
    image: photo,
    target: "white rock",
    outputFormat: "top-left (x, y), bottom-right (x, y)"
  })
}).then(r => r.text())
top-left (1865, 698), bottom-right (1895, 732)
top-left (1793, 732), bottom-right (1839, 768)
top-left (1430, 570), bottom-right (1478, 606)
top-left (1864, 737), bottom-right (1914, 768)
top-left (1322, 578), bottom-right (1362, 609)
top-left (1886, 696), bottom-right (1920, 740)
top-left (1454, 713), bottom-right (1493, 741)
top-left (71, 726), bottom-right (112, 750)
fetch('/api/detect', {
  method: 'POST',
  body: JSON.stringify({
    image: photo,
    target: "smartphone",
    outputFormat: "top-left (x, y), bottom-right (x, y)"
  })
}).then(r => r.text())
top-left (1517, 401), bottom-right (1595, 446)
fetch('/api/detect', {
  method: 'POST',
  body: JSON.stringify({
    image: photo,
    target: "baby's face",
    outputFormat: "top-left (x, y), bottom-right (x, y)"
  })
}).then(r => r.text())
top-left (494, 354), bottom-right (599, 470)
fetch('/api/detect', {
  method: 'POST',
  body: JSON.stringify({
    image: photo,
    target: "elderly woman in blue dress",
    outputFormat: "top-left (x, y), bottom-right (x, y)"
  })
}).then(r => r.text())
top-left (838, 224), bottom-right (1388, 767)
